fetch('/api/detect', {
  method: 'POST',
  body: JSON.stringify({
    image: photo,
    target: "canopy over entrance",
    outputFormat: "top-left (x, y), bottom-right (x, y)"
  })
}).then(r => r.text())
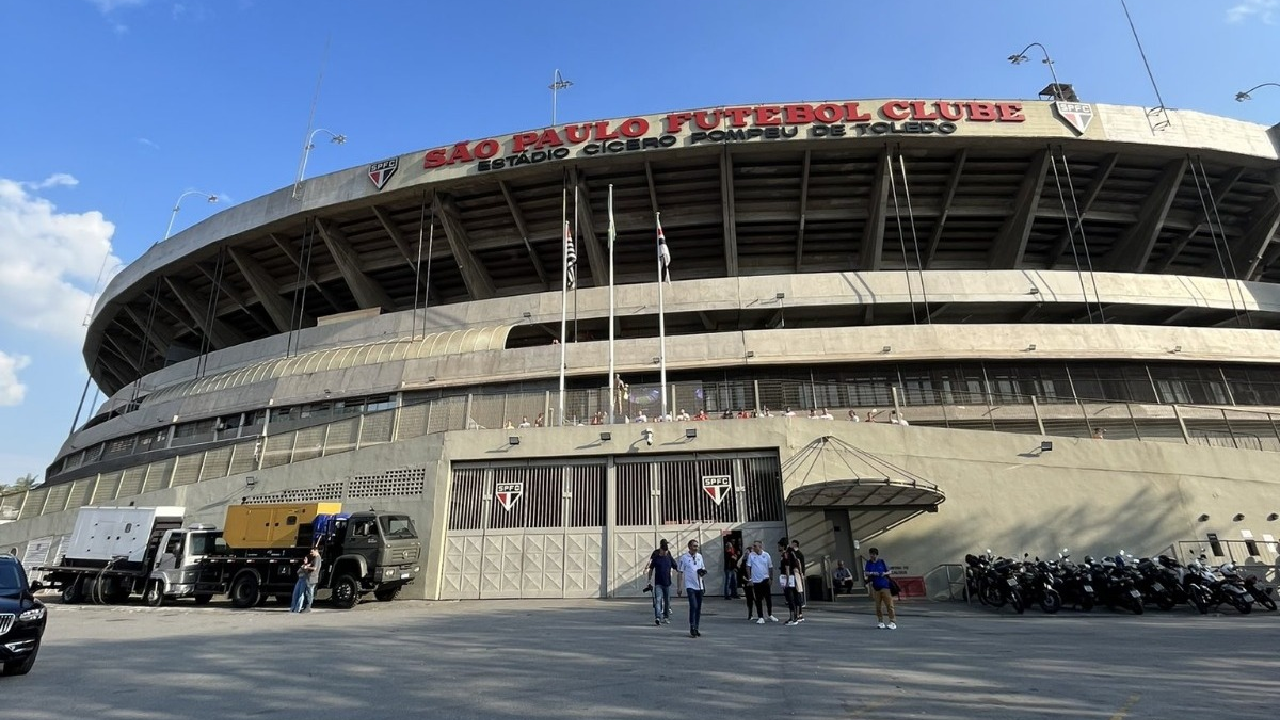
top-left (782, 436), bottom-right (946, 542)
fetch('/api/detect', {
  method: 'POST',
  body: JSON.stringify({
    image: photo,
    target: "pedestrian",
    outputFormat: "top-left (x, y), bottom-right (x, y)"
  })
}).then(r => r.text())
top-left (746, 540), bottom-right (779, 624)
top-left (780, 547), bottom-right (804, 625)
top-left (723, 539), bottom-right (740, 600)
top-left (832, 559), bottom-right (855, 594)
top-left (790, 539), bottom-right (807, 618)
top-left (676, 539), bottom-right (707, 637)
top-left (736, 550), bottom-right (756, 620)
top-left (864, 547), bottom-right (897, 629)
top-left (291, 548), bottom-right (321, 613)
top-left (646, 539), bottom-right (676, 626)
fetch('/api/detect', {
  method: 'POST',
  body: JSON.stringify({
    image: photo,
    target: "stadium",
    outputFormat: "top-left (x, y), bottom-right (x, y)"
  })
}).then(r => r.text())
top-left (2, 97), bottom-right (1280, 600)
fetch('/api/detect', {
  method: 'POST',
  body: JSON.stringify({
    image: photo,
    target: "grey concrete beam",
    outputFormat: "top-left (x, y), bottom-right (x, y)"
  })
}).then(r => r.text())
top-left (268, 233), bottom-right (345, 311)
top-left (1249, 239), bottom-right (1280, 282)
top-left (1155, 166), bottom-right (1246, 273)
top-left (697, 311), bottom-right (716, 331)
top-left (859, 147), bottom-right (891, 271)
top-left (163, 277), bottom-right (248, 349)
top-left (432, 194), bottom-right (497, 300)
top-left (720, 150), bottom-right (739, 277)
top-left (1048, 153), bottom-right (1118, 269)
top-left (569, 169), bottom-right (608, 287)
top-left (194, 261), bottom-right (274, 336)
top-left (1103, 157), bottom-right (1189, 272)
top-left (371, 203), bottom-right (440, 305)
top-left (924, 149), bottom-right (966, 268)
top-left (644, 160), bottom-right (660, 216)
top-left (314, 218), bottom-right (397, 311)
top-left (1236, 196), bottom-right (1280, 279)
top-left (497, 180), bottom-right (550, 290)
top-left (795, 150), bottom-right (811, 272)
top-left (102, 328), bottom-right (143, 376)
top-left (228, 246), bottom-right (306, 332)
top-left (121, 305), bottom-right (174, 352)
top-left (989, 148), bottom-right (1050, 268)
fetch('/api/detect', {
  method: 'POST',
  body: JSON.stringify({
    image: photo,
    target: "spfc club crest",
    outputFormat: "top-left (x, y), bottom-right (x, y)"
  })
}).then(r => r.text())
top-left (495, 482), bottom-right (524, 511)
top-left (367, 157), bottom-right (399, 190)
top-left (1053, 101), bottom-right (1094, 135)
top-left (702, 475), bottom-right (732, 506)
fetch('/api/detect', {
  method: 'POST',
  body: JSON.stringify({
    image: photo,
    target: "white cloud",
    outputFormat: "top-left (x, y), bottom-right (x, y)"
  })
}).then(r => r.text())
top-left (22, 173), bottom-right (78, 190)
top-left (0, 176), bottom-right (122, 343)
top-left (1227, 0), bottom-right (1277, 23)
top-left (0, 352), bottom-right (31, 407)
top-left (86, 0), bottom-right (148, 12)
top-left (136, 137), bottom-right (161, 150)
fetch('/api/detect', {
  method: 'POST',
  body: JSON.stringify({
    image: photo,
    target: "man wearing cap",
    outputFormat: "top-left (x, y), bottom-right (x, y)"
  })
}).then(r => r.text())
top-left (675, 539), bottom-right (707, 637)
top-left (646, 539), bottom-right (676, 625)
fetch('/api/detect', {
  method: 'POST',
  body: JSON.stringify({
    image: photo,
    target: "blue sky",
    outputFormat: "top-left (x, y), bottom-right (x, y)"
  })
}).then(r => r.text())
top-left (0, 0), bottom-right (1276, 484)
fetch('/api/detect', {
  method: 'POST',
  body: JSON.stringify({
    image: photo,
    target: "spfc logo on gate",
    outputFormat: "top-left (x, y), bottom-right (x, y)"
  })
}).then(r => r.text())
top-left (495, 482), bottom-right (524, 511)
top-left (702, 475), bottom-right (732, 506)
top-left (367, 157), bottom-right (399, 190)
top-left (1053, 101), bottom-right (1094, 135)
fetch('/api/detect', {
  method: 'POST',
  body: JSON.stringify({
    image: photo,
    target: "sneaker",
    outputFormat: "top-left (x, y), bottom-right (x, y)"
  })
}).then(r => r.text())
top-left (693, 629), bottom-right (701, 637)
top-left (784, 619), bottom-right (797, 626)
top-left (768, 615), bottom-right (780, 622)
top-left (662, 618), bottom-right (670, 624)
top-left (796, 617), bottom-right (806, 624)
top-left (756, 618), bottom-right (766, 625)
top-left (655, 618), bottom-right (661, 626)
top-left (887, 622), bottom-right (897, 630)
top-left (690, 630), bottom-right (697, 638)
top-left (877, 622), bottom-right (886, 629)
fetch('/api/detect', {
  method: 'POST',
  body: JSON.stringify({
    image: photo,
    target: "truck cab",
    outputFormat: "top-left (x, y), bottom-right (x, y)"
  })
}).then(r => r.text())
top-left (143, 525), bottom-right (223, 606)
top-left (320, 511), bottom-right (421, 607)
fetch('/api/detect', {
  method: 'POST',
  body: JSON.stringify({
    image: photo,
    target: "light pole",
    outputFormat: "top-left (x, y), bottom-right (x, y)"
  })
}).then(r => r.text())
top-left (1008, 42), bottom-right (1068, 100)
top-left (291, 128), bottom-right (347, 200)
top-left (163, 191), bottom-right (219, 241)
top-left (549, 69), bottom-right (572, 126)
top-left (1236, 82), bottom-right (1280, 102)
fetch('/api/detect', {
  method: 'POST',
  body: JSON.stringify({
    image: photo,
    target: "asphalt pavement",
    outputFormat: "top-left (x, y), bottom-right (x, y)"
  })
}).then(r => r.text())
top-left (2, 595), bottom-right (1275, 719)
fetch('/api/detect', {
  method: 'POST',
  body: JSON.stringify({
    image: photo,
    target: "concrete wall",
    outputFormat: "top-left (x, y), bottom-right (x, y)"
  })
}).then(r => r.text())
top-left (7, 419), bottom-right (1279, 603)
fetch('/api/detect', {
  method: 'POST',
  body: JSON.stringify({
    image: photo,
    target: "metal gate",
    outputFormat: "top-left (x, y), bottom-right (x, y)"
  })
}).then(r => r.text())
top-left (441, 461), bottom-right (606, 600)
top-left (612, 453), bottom-right (784, 597)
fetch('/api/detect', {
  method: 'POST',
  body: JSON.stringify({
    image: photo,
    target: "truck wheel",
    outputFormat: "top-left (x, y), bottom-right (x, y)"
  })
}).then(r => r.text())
top-left (193, 593), bottom-right (213, 606)
top-left (144, 581), bottom-right (165, 608)
top-left (331, 574), bottom-right (360, 609)
top-left (230, 574), bottom-right (261, 609)
top-left (61, 580), bottom-right (82, 605)
top-left (374, 585), bottom-right (401, 602)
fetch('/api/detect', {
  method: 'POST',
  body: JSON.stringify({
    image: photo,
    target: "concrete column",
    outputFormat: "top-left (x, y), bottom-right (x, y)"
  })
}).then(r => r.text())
top-left (465, 394), bottom-right (474, 430)
top-left (1031, 396), bottom-right (1045, 436)
top-left (604, 455), bottom-right (617, 598)
top-left (1173, 404), bottom-right (1190, 444)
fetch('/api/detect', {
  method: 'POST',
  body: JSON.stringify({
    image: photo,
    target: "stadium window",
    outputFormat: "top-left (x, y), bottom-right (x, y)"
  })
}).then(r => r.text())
top-left (365, 395), bottom-right (395, 413)
top-left (1207, 533), bottom-right (1223, 557)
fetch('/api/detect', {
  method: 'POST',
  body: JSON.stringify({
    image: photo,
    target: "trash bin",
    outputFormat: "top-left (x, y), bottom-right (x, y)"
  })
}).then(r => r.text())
top-left (806, 574), bottom-right (830, 602)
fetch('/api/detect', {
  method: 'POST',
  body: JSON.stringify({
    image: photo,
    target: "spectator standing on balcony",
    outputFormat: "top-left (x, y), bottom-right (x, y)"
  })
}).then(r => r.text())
top-left (1092, 427), bottom-right (1106, 439)
top-left (676, 408), bottom-right (690, 421)
top-left (819, 408), bottom-right (834, 420)
top-left (534, 412), bottom-right (545, 427)
top-left (694, 409), bottom-right (708, 421)
top-left (759, 406), bottom-right (773, 418)
top-left (848, 410), bottom-right (861, 422)
top-left (636, 410), bottom-right (648, 423)
top-left (866, 409), bottom-right (881, 422)
top-left (783, 407), bottom-right (796, 417)
top-left (518, 416), bottom-right (532, 428)
top-left (865, 547), bottom-right (897, 630)
top-left (890, 410), bottom-right (908, 426)
top-left (807, 409), bottom-right (817, 419)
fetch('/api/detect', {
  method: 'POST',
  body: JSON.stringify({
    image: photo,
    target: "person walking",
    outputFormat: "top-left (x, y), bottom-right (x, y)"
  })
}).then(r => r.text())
top-left (290, 548), bottom-right (321, 613)
top-left (736, 549), bottom-right (756, 620)
top-left (745, 540), bottom-right (779, 624)
top-left (722, 539), bottom-right (741, 600)
top-left (790, 539), bottom-right (807, 617)
top-left (865, 547), bottom-right (897, 629)
top-left (646, 539), bottom-right (676, 626)
top-left (676, 539), bottom-right (707, 637)
top-left (780, 546), bottom-right (804, 625)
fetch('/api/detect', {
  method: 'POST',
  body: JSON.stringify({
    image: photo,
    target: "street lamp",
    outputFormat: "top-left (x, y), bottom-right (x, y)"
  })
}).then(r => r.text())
top-left (549, 69), bottom-right (573, 126)
top-left (1235, 82), bottom-right (1280, 102)
top-left (1008, 42), bottom-right (1073, 101)
top-left (291, 127), bottom-right (347, 200)
top-left (163, 191), bottom-right (219, 241)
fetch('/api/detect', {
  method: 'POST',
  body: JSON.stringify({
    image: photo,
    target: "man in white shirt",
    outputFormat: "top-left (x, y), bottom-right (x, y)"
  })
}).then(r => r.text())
top-left (890, 410), bottom-right (909, 426)
top-left (745, 540), bottom-right (779, 624)
top-left (636, 410), bottom-right (648, 423)
top-left (675, 539), bottom-right (707, 637)
top-left (676, 408), bottom-right (690, 422)
top-left (783, 407), bottom-right (796, 417)
top-left (518, 416), bottom-right (532, 428)
top-left (818, 408), bottom-right (834, 420)
top-left (847, 410), bottom-right (861, 422)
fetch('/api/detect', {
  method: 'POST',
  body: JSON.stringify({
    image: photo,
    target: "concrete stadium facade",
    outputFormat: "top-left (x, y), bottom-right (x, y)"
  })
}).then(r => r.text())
top-left (3, 98), bottom-right (1280, 599)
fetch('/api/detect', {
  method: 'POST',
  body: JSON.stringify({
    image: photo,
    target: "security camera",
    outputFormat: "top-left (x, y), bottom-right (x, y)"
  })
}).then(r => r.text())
top-left (642, 428), bottom-right (654, 446)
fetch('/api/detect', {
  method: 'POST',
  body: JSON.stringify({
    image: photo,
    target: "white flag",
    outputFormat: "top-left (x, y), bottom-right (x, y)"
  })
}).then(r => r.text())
top-left (564, 220), bottom-right (577, 290)
top-left (656, 216), bottom-right (671, 283)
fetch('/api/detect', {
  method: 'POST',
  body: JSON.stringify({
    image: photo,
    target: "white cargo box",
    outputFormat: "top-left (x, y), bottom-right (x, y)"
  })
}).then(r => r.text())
top-left (66, 506), bottom-right (186, 562)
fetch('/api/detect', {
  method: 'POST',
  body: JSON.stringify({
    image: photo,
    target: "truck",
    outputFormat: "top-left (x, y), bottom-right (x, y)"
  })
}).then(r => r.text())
top-left (194, 502), bottom-right (421, 609)
top-left (37, 503), bottom-right (421, 610)
top-left (36, 506), bottom-right (221, 606)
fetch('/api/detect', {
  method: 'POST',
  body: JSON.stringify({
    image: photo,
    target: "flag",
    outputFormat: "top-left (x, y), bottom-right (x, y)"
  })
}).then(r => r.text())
top-left (656, 216), bottom-right (671, 283)
top-left (564, 220), bottom-right (577, 290)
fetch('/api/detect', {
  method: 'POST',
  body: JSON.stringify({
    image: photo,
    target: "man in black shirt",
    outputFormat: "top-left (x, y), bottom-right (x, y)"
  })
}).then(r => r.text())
top-left (646, 539), bottom-right (676, 626)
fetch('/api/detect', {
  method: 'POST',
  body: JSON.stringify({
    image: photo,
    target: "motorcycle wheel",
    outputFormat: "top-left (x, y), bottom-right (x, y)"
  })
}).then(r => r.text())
top-left (1192, 592), bottom-right (1209, 615)
top-left (982, 584), bottom-right (1006, 608)
top-left (1130, 597), bottom-right (1144, 615)
top-left (1155, 593), bottom-right (1176, 612)
top-left (1250, 589), bottom-right (1277, 611)
top-left (1079, 597), bottom-right (1094, 612)
top-left (1039, 590), bottom-right (1062, 615)
top-left (1233, 597), bottom-right (1253, 615)
top-left (1010, 590), bottom-right (1025, 615)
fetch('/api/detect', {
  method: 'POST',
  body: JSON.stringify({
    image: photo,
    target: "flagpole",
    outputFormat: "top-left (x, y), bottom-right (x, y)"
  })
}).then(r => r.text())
top-left (656, 211), bottom-right (668, 422)
top-left (559, 187), bottom-right (569, 427)
top-left (607, 184), bottom-right (616, 424)
top-left (573, 183), bottom-right (580, 344)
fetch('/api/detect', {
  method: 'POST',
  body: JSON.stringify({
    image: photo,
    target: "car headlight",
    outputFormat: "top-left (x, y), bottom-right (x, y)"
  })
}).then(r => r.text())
top-left (19, 607), bottom-right (46, 622)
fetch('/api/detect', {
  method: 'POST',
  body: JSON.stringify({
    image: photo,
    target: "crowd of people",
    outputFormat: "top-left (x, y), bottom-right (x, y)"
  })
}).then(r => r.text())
top-left (499, 406), bottom-right (910, 428)
top-left (645, 537), bottom-right (897, 637)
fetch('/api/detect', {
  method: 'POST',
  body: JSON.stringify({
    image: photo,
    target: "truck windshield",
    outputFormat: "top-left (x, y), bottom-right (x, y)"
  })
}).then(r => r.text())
top-left (188, 532), bottom-right (224, 556)
top-left (379, 515), bottom-right (417, 539)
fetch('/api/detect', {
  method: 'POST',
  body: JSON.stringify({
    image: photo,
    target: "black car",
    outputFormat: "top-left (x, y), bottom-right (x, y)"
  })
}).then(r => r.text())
top-left (0, 554), bottom-right (46, 676)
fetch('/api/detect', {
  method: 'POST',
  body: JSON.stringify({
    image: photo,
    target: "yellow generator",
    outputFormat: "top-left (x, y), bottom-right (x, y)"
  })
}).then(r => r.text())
top-left (221, 502), bottom-right (342, 550)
